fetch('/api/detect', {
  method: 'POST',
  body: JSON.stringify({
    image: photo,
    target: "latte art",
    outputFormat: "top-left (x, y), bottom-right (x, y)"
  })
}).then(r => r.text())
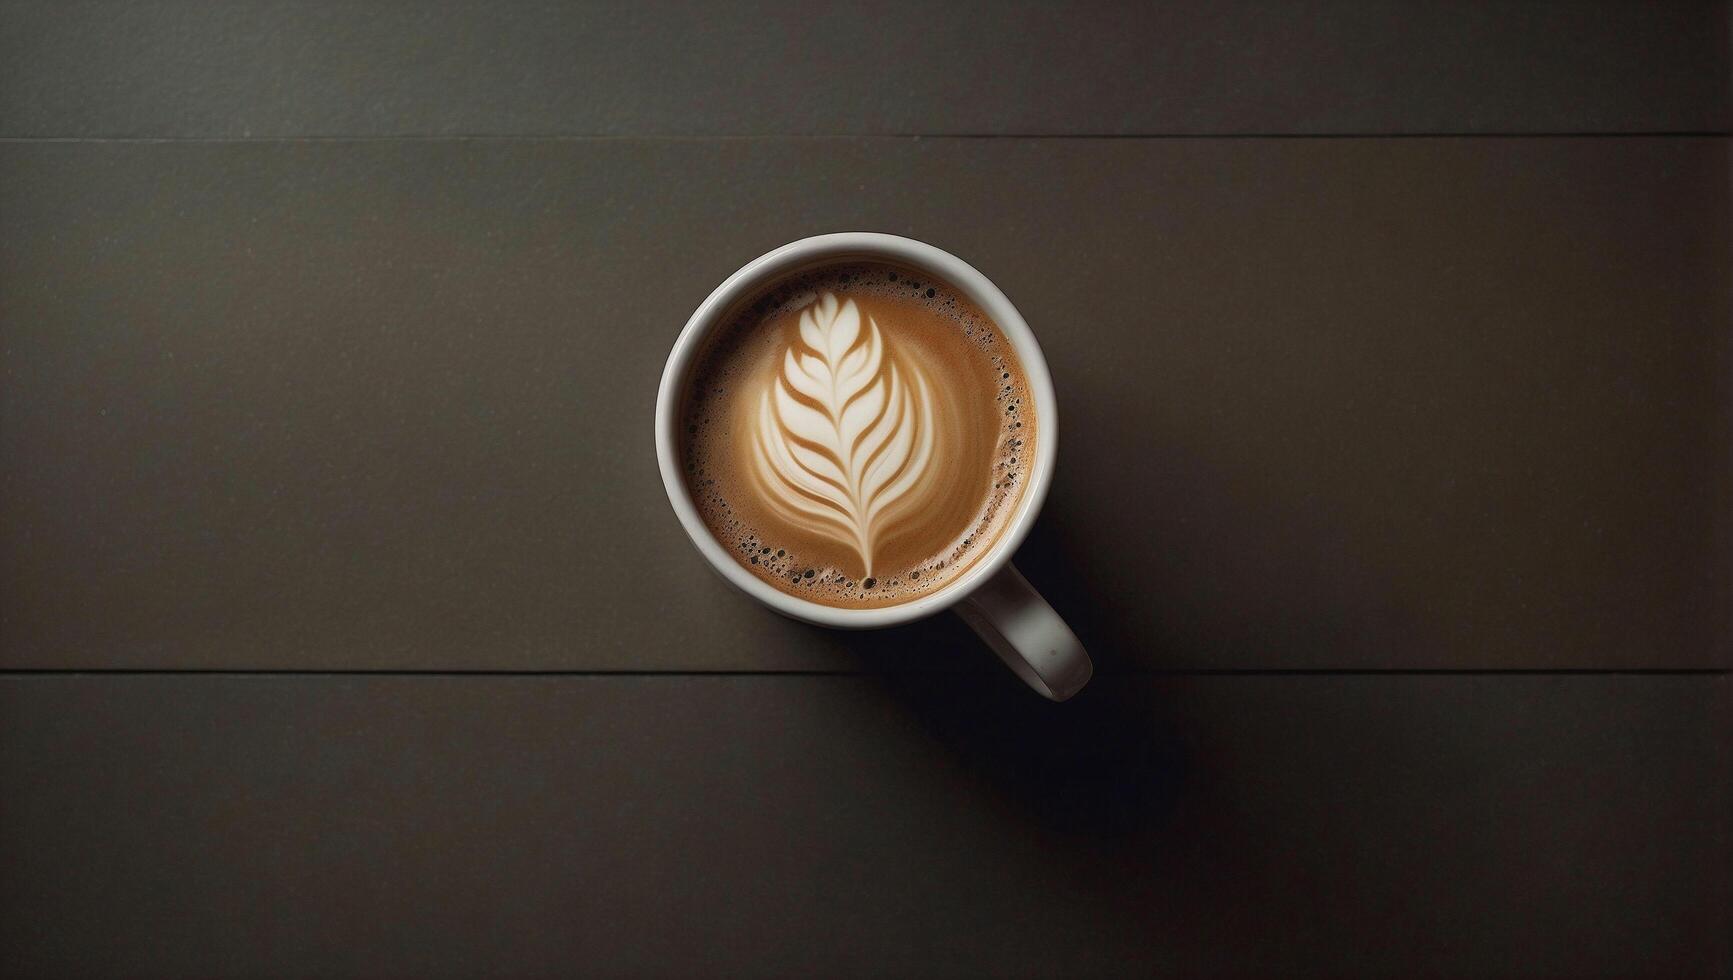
top-left (680, 261), bottom-right (1035, 609)
top-left (750, 293), bottom-right (936, 577)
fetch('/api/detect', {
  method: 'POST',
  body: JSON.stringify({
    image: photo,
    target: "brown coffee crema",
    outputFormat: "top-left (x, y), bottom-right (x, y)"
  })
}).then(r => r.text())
top-left (679, 261), bottom-right (1036, 609)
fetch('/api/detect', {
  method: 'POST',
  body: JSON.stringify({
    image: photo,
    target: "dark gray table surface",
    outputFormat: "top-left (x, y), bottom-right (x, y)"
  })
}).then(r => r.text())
top-left (1, 4), bottom-right (1728, 977)
top-left (3, 137), bottom-right (1726, 672)
top-left (3, 674), bottom-right (1726, 978)
top-left (3, 1), bottom-right (1727, 137)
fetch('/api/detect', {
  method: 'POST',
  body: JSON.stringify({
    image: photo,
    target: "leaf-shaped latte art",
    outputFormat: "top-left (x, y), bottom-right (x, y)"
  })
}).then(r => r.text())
top-left (749, 292), bottom-right (936, 577)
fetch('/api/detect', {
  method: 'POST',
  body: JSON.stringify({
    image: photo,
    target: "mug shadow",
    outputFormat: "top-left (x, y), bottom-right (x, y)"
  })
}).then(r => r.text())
top-left (848, 630), bottom-right (1190, 843)
top-left (823, 477), bottom-right (1189, 841)
top-left (812, 398), bottom-right (1384, 843)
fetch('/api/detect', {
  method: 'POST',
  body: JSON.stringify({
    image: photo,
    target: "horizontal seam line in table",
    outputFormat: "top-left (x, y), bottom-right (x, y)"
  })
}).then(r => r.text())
top-left (0, 132), bottom-right (1727, 144)
top-left (0, 668), bottom-right (1725, 678)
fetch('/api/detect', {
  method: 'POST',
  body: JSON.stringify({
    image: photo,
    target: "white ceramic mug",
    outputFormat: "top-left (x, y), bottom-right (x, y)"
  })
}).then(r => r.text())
top-left (654, 233), bottom-right (1092, 700)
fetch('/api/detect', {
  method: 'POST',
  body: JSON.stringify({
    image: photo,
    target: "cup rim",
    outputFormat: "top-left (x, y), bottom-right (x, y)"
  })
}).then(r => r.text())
top-left (654, 232), bottom-right (1057, 629)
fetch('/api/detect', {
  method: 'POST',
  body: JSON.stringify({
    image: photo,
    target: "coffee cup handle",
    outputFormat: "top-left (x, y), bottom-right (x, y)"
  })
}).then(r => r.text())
top-left (953, 563), bottom-right (1093, 701)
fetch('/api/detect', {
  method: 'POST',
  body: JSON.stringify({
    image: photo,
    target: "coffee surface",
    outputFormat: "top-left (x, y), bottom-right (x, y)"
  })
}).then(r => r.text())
top-left (679, 262), bottom-right (1035, 608)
